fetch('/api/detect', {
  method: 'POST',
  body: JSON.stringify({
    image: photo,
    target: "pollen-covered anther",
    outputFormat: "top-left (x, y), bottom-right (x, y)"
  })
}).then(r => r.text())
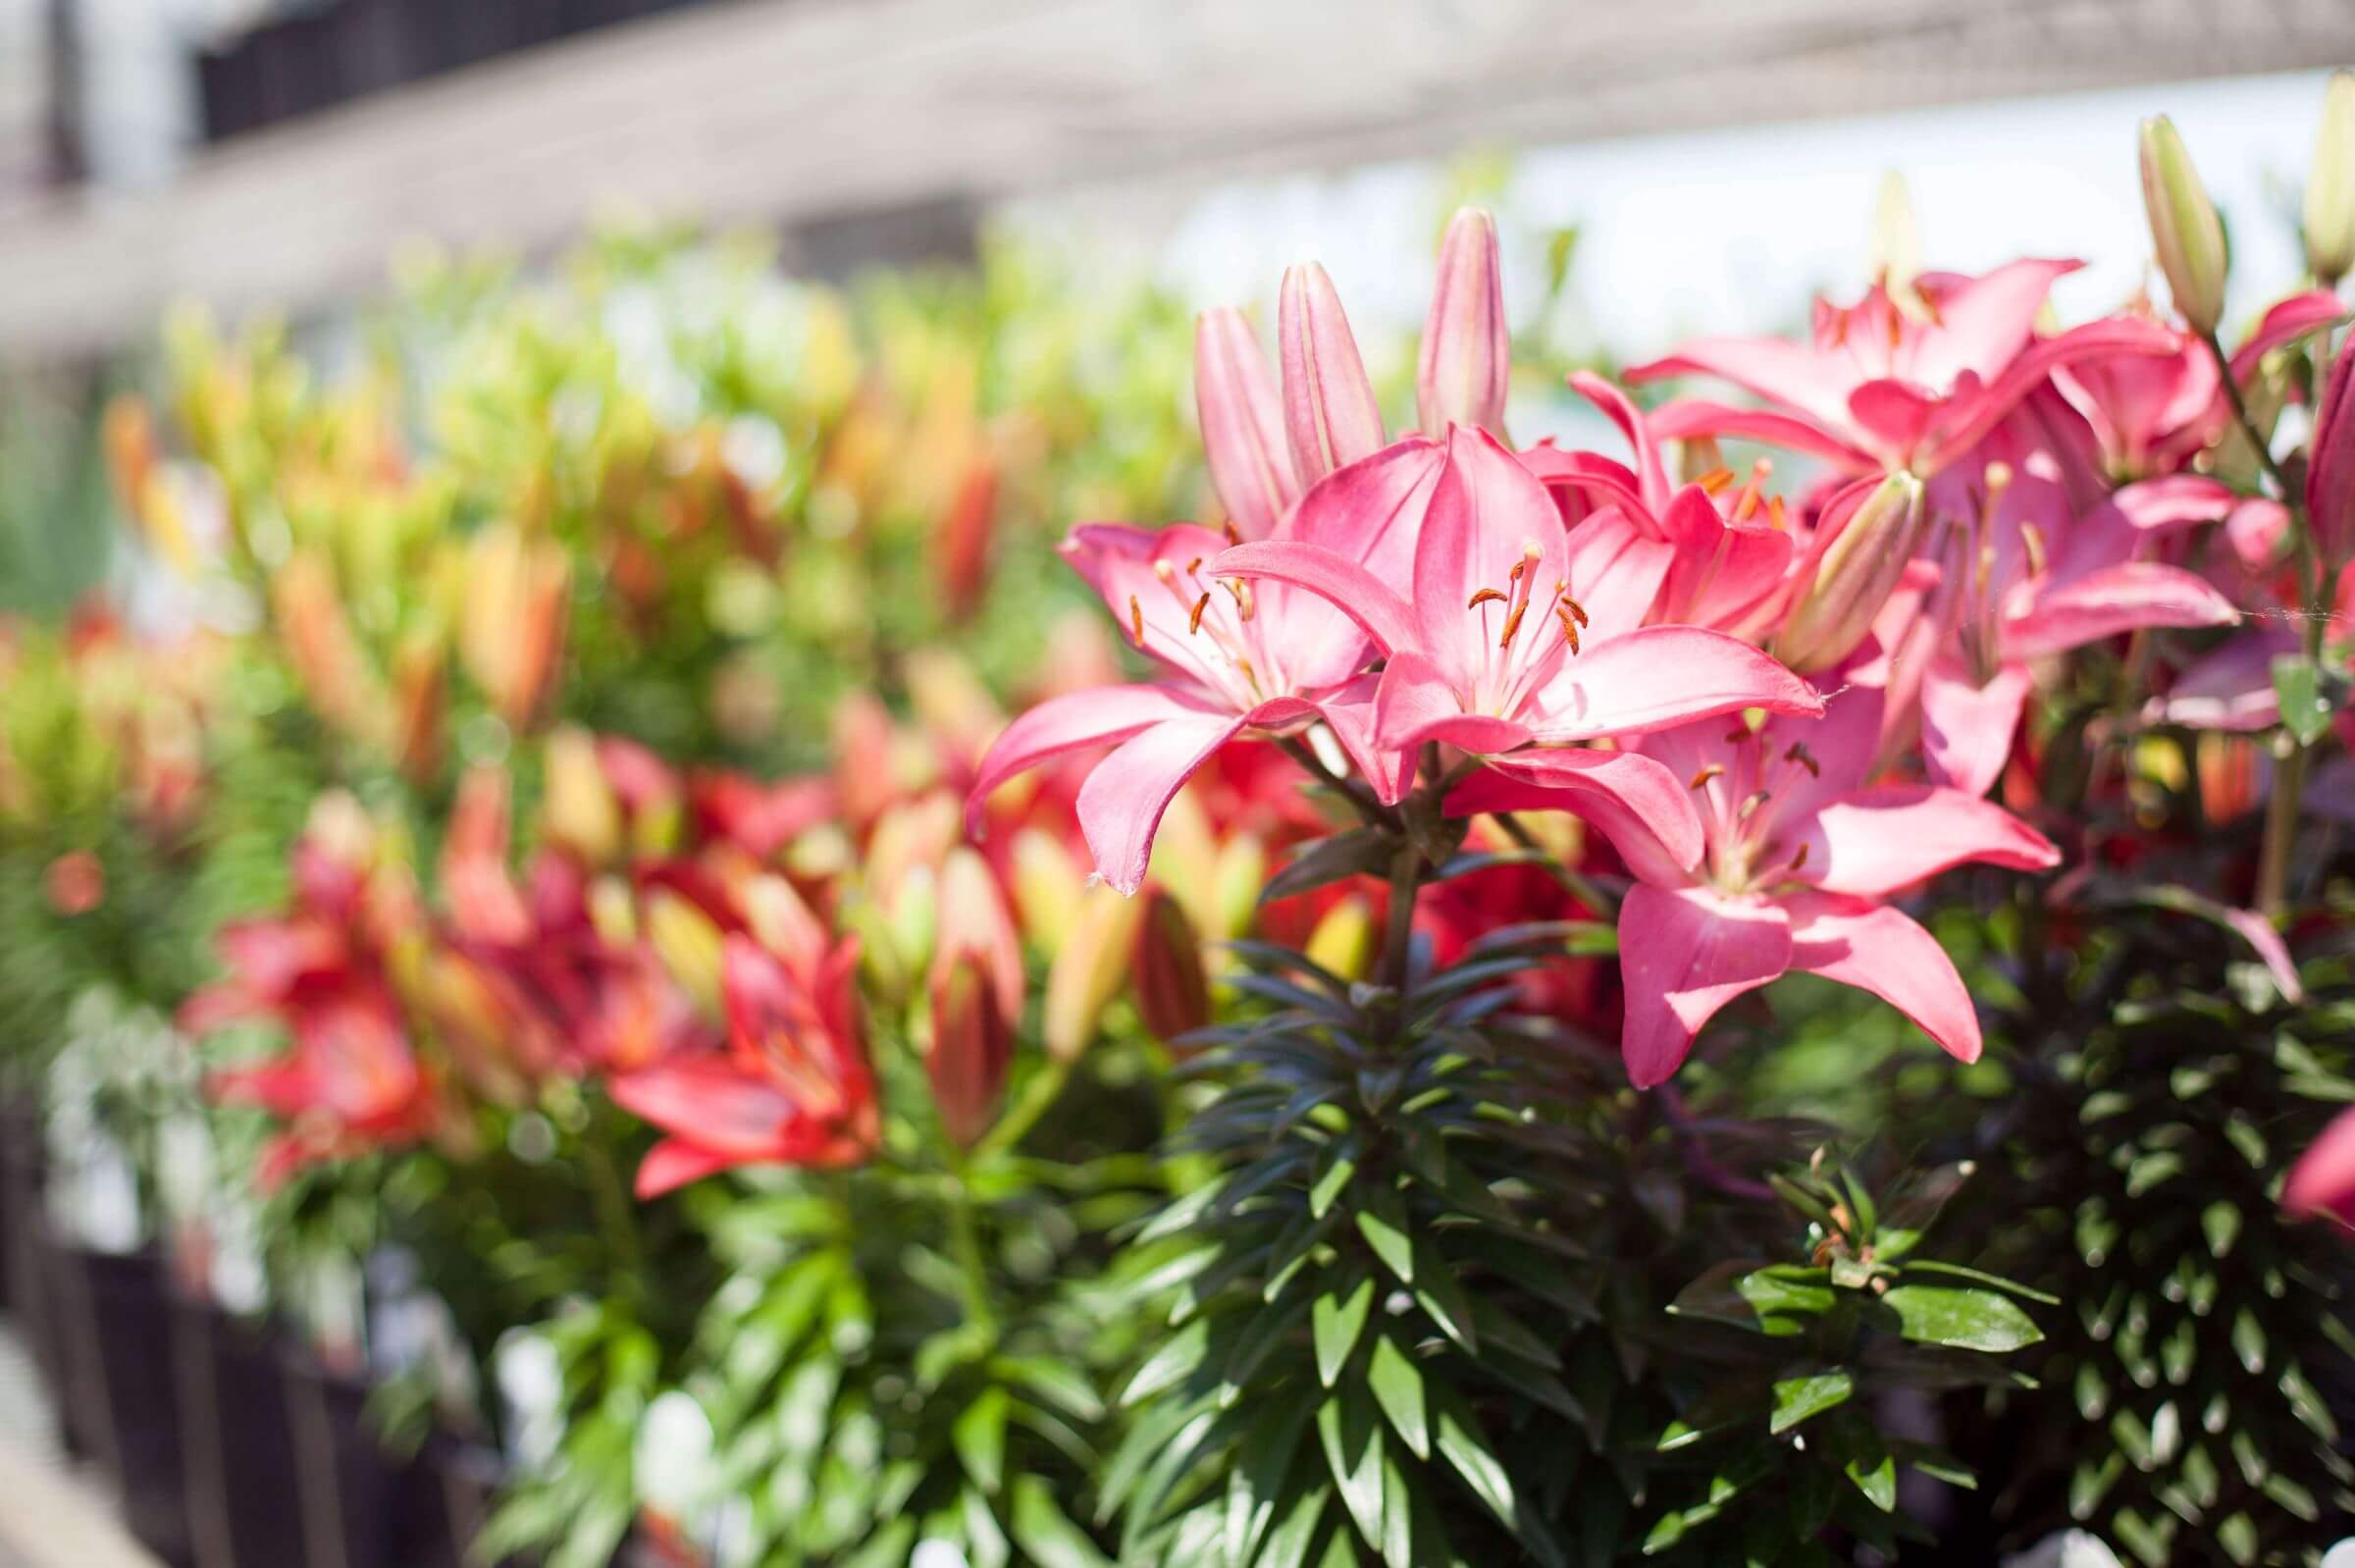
top-left (1788, 842), bottom-right (1810, 872)
top-left (2020, 520), bottom-right (2049, 579)
top-left (1188, 593), bottom-right (1212, 634)
top-left (1554, 603), bottom-right (1582, 654)
top-left (1222, 520), bottom-right (1242, 547)
top-left (1738, 789), bottom-right (1770, 820)
top-left (1128, 595), bottom-right (1144, 644)
top-left (1784, 741), bottom-right (1820, 778)
top-left (1467, 588), bottom-right (1508, 610)
top-left (1689, 763), bottom-right (1725, 790)
top-left (1561, 597), bottom-right (1590, 629)
top-left (1695, 467), bottom-right (1737, 497)
top-left (1499, 600), bottom-right (1531, 647)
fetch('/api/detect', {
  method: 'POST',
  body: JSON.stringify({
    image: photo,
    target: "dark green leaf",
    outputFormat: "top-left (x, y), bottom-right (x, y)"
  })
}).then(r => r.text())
top-left (1314, 1273), bottom-right (1376, 1387)
top-left (1264, 829), bottom-right (1393, 905)
top-left (1011, 1476), bottom-right (1115, 1568)
top-left (1770, 1370), bottom-right (1855, 1436)
top-left (1879, 1284), bottom-right (2043, 1352)
top-left (1122, 1319), bottom-right (1213, 1407)
top-left (1317, 1385), bottom-right (1388, 1553)
top-left (953, 1386), bottom-right (1010, 1494)
top-left (1367, 1333), bottom-right (1429, 1460)
top-left (2276, 653), bottom-right (2336, 746)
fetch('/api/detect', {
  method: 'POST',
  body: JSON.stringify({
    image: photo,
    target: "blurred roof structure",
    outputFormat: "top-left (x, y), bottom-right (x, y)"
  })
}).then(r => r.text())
top-left (3, 0), bottom-right (2353, 359)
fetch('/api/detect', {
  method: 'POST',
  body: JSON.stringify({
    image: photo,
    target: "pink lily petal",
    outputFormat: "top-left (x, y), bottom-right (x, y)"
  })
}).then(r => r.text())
top-left (2228, 288), bottom-right (2351, 382)
top-left (1626, 339), bottom-right (1859, 432)
top-left (1919, 657), bottom-right (2033, 798)
top-left (1848, 380), bottom-right (1942, 459)
top-left (1314, 673), bottom-right (1411, 805)
top-left (1523, 445), bottom-right (1650, 529)
top-left (1618, 884), bottom-right (1793, 1089)
top-left (2283, 1106), bottom-right (2355, 1226)
top-left (1645, 399), bottom-right (1871, 468)
top-left (610, 1056), bottom-right (802, 1158)
top-left (2004, 561), bottom-right (2240, 659)
top-left (1284, 437), bottom-right (1445, 585)
top-left (1210, 538), bottom-right (1419, 658)
top-left (1528, 625), bottom-right (1822, 743)
top-left (967, 682), bottom-right (1221, 835)
top-left (1794, 784), bottom-right (2061, 898)
top-left (635, 1138), bottom-right (741, 1199)
top-left (1369, 651), bottom-right (1533, 784)
top-left (1454, 745), bottom-right (1704, 882)
top-left (1562, 507), bottom-right (1675, 642)
top-left (1566, 371), bottom-right (1671, 514)
top-left (1925, 315), bottom-right (2178, 472)
top-left (1195, 307), bottom-right (1299, 540)
top-left (1414, 427), bottom-right (1575, 694)
top-left (2141, 630), bottom-right (2295, 732)
top-left (1076, 710), bottom-right (1250, 894)
top-left (2224, 498), bottom-right (2292, 570)
top-left (1659, 486), bottom-right (1794, 629)
top-left (1783, 892), bottom-right (1981, 1064)
top-left (2110, 475), bottom-right (2235, 535)
top-left (1907, 258), bottom-right (2080, 390)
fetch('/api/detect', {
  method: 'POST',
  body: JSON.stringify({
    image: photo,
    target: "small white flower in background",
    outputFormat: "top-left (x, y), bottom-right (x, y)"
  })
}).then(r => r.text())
top-left (910, 1541), bottom-right (969, 1568)
top-left (2002, 1531), bottom-right (2123, 1568)
top-left (2322, 1540), bottom-right (2355, 1568)
top-left (634, 1388), bottom-right (716, 1522)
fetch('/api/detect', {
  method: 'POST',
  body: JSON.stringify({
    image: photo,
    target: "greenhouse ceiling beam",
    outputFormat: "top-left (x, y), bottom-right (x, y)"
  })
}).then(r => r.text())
top-left (2, 0), bottom-right (2351, 359)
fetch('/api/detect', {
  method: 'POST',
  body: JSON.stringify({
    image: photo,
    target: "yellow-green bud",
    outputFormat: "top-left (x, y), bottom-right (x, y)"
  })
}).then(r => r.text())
top-left (2139, 116), bottom-right (2228, 335)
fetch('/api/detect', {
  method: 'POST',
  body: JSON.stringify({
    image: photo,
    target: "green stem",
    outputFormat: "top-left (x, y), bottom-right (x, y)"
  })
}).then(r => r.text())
top-left (972, 1054), bottom-right (1073, 1164)
top-left (582, 1124), bottom-right (648, 1306)
top-left (944, 1163), bottom-right (997, 1337)
top-left (2204, 329), bottom-right (2328, 915)
top-left (1380, 843), bottom-right (1421, 999)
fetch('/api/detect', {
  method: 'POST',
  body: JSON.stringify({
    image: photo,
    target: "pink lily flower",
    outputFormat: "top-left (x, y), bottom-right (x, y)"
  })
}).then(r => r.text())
top-left (1918, 467), bottom-right (2239, 795)
top-left (1212, 425), bottom-right (1824, 808)
top-left (2284, 1106), bottom-right (2355, 1228)
top-left (1626, 260), bottom-right (2173, 478)
top-left (1451, 684), bottom-right (2060, 1088)
top-left (966, 441), bottom-right (1442, 893)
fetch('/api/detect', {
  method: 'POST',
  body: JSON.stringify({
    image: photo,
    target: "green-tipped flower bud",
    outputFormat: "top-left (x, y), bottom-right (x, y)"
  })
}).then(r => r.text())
top-left (1774, 471), bottom-right (1926, 676)
top-left (1131, 890), bottom-right (1212, 1049)
top-left (1043, 885), bottom-right (1147, 1062)
top-left (2139, 115), bottom-right (2228, 335)
top-left (2308, 72), bottom-right (2355, 285)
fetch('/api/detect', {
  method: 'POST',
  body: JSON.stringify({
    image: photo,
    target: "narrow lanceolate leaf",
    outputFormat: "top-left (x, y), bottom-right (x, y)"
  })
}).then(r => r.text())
top-left (1846, 1451), bottom-right (1898, 1512)
top-left (1356, 1184), bottom-right (1415, 1283)
top-left (1431, 1384), bottom-right (1517, 1529)
top-left (1256, 1483), bottom-right (1332, 1568)
top-left (1310, 1150), bottom-right (1359, 1221)
top-left (1879, 1284), bottom-right (2044, 1352)
top-left (1227, 1398), bottom-right (1314, 1566)
top-left (952, 1385), bottom-right (1011, 1494)
top-left (1263, 827), bottom-right (1393, 905)
top-left (1367, 1333), bottom-right (1430, 1459)
top-left (1122, 1318), bottom-right (1212, 1407)
top-left (1010, 1475), bottom-right (1116, 1568)
top-left (1318, 1384), bottom-right (1389, 1553)
top-left (1769, 1370), bottom-right (1855, 1435)
top-left (1413, 1239), bottom-right (1480, 1354)
top-left (1314, 1273), bottom-right (1377, 1387)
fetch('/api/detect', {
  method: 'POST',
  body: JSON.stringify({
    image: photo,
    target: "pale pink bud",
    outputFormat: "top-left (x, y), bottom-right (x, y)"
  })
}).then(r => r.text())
top-left (1194, 308), bottom-right (1299, 541)
top-left (1416, 208), bottom-right (1511, 438)
top-left (1279, 262), bottom-right (1386, 481)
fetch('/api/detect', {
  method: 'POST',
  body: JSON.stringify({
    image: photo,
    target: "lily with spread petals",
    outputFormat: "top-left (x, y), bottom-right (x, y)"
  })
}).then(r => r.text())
top-left (966, 441), bottom-right (1442, 893)
top-left (1452, 684), bottom-right (2060, 1088)
top-left (1212, 425), bottom-right (1824, 817)
top-left (609, 890), bottom-right (876, 1197)
top-left (1918, 466), bottom-right (2239, 794)
top-left (1628, 260), bottom-right (2172, 478)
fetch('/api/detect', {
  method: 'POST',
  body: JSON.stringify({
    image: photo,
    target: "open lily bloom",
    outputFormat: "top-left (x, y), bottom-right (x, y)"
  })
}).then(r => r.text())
top-left (1452, 684), bottom-right (2059, 1088)
top-left (1212, 425), bottom-right (1823, 806)
top-left (609, 918), bottom-right (877, 1198)
top-left (1920, 467), bottom-right (2239, 794)
top-left (967, 440), bottom-right (1442, 893)
top-left (1628, 260), bottom-right (2172, 478)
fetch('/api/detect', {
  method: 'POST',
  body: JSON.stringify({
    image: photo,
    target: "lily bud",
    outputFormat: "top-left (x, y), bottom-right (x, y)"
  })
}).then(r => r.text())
top-left (543, 725), bottom-right (623, 867)
top-left (1417, 208), bottom-right (1511, 438)
top-left (1131, 890), bottom-right (1212, 1048)
top-left (928, 952), bottom-right (1012, 1149)
top-left (2139, 116), bottom-right (2228, 335)
top-left (272, 549), bottom-right (388, 748)
top-left (1042, 885), bottom-right (1146, 1062)
top-left (1774, 471), bottom-right (1926, 676)
top-left (1305, 894), bottom-right (1376, 982)
top-left (1010, 829), bottom-right (1086, 960)
top-left (647, 890), bottom-right (726, 1021)
top-left (1194, 307), bottom-right (1300, 541)
top-left (2308, 342), bottom-right (2355, 566)
top-left (1278, 262), bottom-right (1386, 482)
top-left (2308, 72), bottom-right (2355, 285)
top-left (1868, 170), bottom-right (1923, 303)
top-left (933, 847), bottom-right (1023, 1026)
top-left (460, 523), bottom-right (571, 731)
top-left (1209, 834), bottom-right (1268, 943)
top-left (390, 630), bottom-right (445, 786)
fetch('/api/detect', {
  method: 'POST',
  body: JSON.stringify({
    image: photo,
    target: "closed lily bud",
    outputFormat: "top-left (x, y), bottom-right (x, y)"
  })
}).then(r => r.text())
top-left (933, 847), bottom-right (1023, 1027)
top-left (928, 951), bottom-right (1012, 1149)
top-left (1305, 894), bottom-right (1376, 982)
top-left (1868, 170), bottom-right (1923, 301)
top-left (1279, 262), bottom-right (1386, 482)
top-left (543, 725), bottom-right (623, 867)
top-left (389, 629), bottom-right (445, 786)
top-left (1043, 884), bottom-right (1147, 1062)
top-left (2308, 72), bottom-right (2355, 285)
top-left (2139, 116), bottom-right (2228, 335)
top-left (1010, 829), bottom-right (1086, 960)
top-left (1132, 890), bottom-right (1212, 1048)
top-left (1194, 307), bottom-right (1299, 541)
top-left (647, 889), bottom-right (726, 1021)
top-left (2309, 342), bottom-right (2355, 566)
top-left (1775, 471), bottom-right (1926, 676)
top-left (460, 522), bottom-right (571, 731)
top-left (1417, 208), bottom-right (1511, 438)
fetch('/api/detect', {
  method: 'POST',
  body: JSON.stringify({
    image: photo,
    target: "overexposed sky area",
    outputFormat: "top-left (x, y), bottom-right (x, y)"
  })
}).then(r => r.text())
top-left (1022, 70), bottom-right (2334, 446)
